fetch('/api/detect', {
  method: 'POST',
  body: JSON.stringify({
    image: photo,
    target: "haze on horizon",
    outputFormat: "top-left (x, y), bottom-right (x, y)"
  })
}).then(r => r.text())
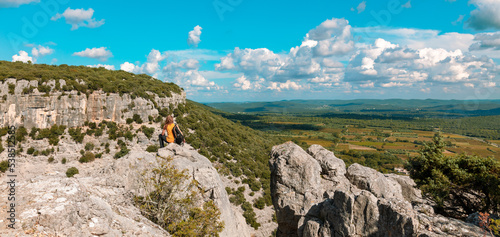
top-left (1, 0), bottom-right (499, 102)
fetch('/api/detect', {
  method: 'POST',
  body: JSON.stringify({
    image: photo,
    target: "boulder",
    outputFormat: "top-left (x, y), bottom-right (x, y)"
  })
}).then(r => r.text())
top-left (270, 142), bottom-right (489, 237)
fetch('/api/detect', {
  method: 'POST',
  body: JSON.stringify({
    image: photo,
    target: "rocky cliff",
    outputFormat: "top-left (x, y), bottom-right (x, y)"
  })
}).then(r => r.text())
top-left (0, 138), bottom-right (249, 236)
top-left (270, 142), bottom-right (488, 237)
top-left (0, 79), bottom-right (185, 129)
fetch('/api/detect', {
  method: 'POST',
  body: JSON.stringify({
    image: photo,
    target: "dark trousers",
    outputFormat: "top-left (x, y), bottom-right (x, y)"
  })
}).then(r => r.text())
top-left (159, 134), bottom-right (169, 148)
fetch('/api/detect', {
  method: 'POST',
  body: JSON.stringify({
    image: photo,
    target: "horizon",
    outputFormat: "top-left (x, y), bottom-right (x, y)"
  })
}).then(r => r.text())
top-left (1, 0), bottom-right (500, 102)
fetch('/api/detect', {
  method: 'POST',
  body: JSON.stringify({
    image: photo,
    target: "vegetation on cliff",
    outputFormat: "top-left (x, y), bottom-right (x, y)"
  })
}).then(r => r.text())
top-left (0, 61), bottom-right (182, 99)
top-left (135, 156), bottom-right (224, 236)
top-left (407, 132), bottom-right (500, 218)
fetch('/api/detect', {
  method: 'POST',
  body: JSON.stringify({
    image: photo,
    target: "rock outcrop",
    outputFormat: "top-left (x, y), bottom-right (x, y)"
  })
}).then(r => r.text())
top-left (270, 142), bottom-right (488, 237)
top-left (0, 79), bottom-right (185, 129)
top-left (0, 143), bottom-right (249, 237)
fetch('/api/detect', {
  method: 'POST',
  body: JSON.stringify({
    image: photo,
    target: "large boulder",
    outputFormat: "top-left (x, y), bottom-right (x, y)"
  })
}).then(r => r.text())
top-left (270, 142), bottom-right (489, 237)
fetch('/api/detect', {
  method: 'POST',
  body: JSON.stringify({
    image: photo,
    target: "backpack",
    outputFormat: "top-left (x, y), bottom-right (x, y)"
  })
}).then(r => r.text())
top-left (172, 124), bottom-right (184, 145)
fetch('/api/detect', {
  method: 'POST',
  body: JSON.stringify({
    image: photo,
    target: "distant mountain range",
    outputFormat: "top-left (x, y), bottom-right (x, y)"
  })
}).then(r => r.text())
top-left (205, 99), bottom-right (500, 118)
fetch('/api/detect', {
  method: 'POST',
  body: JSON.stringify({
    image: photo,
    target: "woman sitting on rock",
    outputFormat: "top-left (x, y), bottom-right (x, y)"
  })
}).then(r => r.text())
top-left (159, 115), bottom-right (175, 148)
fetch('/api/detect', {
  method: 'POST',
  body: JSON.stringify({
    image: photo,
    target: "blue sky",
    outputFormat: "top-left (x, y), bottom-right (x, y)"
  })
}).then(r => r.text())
top-left (1, 0), bottom-right (499, 102)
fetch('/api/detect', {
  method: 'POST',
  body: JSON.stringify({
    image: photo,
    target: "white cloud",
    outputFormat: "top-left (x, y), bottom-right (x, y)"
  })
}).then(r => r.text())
top-left (32, 45), bottom-right (54, 58)
top-left (120, 62), bottom-right (139, 73)
top-left (0, 0), bottom-right (38, 8)
top-left (87, 64), bottom-right (115, 70)
top-left (466, 0), bottom-right (500, 30)
top-left (52, 8), bottom-right (104, 30)
top-left (464, 83), bottom-right (475, 88)
top-left (356, 1), bottom-right (366, 13)
top-left (306, 18), bottom-right (355, 57)
top-left (187, 25), bottom-right (202, 47)
top-left (267, 80), bottom-right (302, 91)
top-left (12, 50), bottom-right (33, 63)
top-left (482, 82), bottom-right (496, 88)
top-left (73, 47), bottom-right (113, 61)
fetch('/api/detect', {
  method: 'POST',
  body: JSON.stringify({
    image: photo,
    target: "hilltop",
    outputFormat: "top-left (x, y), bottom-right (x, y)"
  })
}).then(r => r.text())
top-left (0, 61), bottom-right (281, 236)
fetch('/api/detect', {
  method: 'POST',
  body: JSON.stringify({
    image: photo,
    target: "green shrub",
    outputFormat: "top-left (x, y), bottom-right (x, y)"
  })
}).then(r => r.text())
top-left (15, 126), bottom-right (28, 143)
top-left (79, 151), bottom-right (95, 163)
top-left (126, 118), bottom-right (133, 124)
top-left (62, 158), bottom-right (67, 164)
top-left (27, 147), bottom-right (35, 155)
top-left (141, 126), bottom-right (155, 139)
top-left (48, 156), bottom-right (55, 163)
top-left (95, 153), bottom-right (102, 158)
top-left (133, 114), bottom-right (143, 124)
top-left (146, 145), bottom-right (159, 153)
top-left (407, 132), bottom-right (500, 218)
top-left (85, 142), bottom-right (94, 151)
top-left (8, 83), bottom-right (15, 94)
top-left (114, 147), bottom-right (130, 159)
top-left (134, 156), bottom-right (224, 236)
top-left (66, 167), bottom-right (79, 177)
top-left (0, 160), bottom-right (9, 173)
top-left (68, 127), bottom-right (85, 143)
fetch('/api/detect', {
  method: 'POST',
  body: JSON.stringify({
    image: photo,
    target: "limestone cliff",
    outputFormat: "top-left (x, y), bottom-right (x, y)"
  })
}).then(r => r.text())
top-left (270, 142), bottom-right (489, 237)
top-left (0, 79), bottom-right (185, 129)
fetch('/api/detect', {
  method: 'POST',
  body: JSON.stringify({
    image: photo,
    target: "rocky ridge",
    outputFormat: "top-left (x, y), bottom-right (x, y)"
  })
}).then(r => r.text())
top-left (0, 79), bottom-right (185, 129)
top-left (0, 138), bottom-right (250, 236)
top-left (270, 142), bottom-right (489, 237)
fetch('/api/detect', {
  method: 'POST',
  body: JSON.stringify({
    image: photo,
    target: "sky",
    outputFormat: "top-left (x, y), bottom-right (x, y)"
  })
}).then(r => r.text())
top-left (1, 0), bottom-right (500, 102)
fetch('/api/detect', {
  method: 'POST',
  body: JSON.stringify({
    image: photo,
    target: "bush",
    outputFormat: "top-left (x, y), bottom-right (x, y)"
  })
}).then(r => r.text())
top-left (66, 167), bottom-right (79, 177)
top-left (48, 156), bottom-right (55, 163)
top-left (0, 160), bottom-right (8, 173)
top-left (62, 158), bottom-right (67, 164)
top-left (79, 151), bottom-right (95, 163)
top-left (114, 147), bottom-right (130, 159)
top-left (126, 118), bottom-right (134, 124)
top-left (146, 145), bottom-right (159, 153)
top-left (27, 147), bottom-right (35, 155)
top-left (15, 126), bottom-right (28, 143)
top-left (141, 126), bottom-right (155, 139)
top-left (134, 156), bottom-right (224, 236)
top-left (407, 132), bottom-right (500, 218)
top-left (68, 127), bottom-right (85, 143)
top-left (85, 142), bottom-right (94, 151)
top-left (133, 114), bottom-right (143, 124)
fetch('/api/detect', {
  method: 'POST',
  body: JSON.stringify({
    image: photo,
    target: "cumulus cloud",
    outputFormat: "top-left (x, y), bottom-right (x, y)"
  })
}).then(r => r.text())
top-left (466, 0), bottom-right (500, 30)
top-left (52, 8), bottom-right (104, 30)
top-left (0, 0), bottom-right (38, 8)
top-left (267, 80), bottom-right (302, 91)
top-left (87, 64), bottom-right (115, 70)
top-left (73, 47), bottom-right (113, 61)
top-left (12, 50), bottom-right (33, 63)
top-left (306, 18), bottom-right (355, 57)
top-left (187, 25), bottom-right (202, 47)
top-left (345, 37), bottom-right (498, 89)
top-left (356, 1), bottom-right (366, 13)
top-left (32, 45), bottom-right (54, 58)
top-left (469, 32), bottom-right (500, 51)
top-left (120, 62), bottom-right (139, 73)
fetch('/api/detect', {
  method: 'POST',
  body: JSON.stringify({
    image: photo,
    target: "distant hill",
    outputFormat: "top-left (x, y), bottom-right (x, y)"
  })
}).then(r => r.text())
top-left (205, 99), bottom-right (500, 118)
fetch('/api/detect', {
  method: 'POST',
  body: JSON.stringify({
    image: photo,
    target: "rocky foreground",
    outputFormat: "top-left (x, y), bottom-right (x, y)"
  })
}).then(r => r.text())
top-left (270, 142), bottom-right (489, 237)
top-left (0, 143), bottom-right (249, 237)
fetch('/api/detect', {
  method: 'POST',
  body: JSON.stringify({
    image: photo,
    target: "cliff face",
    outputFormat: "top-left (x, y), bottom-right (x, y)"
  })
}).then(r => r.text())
top-left (0, 79), bottom-right (185, 129)
top-left (270, 142), bottom-right (489, 237)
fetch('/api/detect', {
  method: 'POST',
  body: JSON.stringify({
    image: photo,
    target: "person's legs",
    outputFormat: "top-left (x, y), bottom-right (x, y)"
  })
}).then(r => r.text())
top-left (159, 134), bottom-right (165, 148)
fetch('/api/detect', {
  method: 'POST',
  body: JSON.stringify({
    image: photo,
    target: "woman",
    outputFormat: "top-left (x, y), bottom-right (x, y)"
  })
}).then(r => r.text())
top-left (159, 115), bottom-right (175, 148)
